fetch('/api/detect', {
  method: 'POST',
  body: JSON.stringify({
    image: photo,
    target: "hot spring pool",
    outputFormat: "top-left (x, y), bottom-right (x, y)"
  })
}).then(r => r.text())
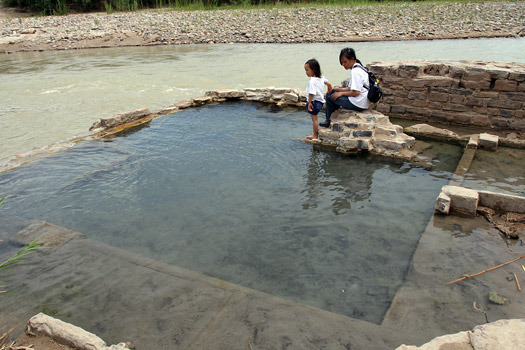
top-left (0, 101), bottom-right (462, 324)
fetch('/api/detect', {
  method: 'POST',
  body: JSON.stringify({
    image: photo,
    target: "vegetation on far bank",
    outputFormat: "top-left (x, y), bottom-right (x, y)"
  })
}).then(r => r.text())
top-left (1, 0), bottom-right (518, 17)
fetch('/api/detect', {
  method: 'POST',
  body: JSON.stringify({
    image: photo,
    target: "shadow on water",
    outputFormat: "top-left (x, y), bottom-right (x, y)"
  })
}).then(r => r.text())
top-left (0, 101), bottom-right (462, 325)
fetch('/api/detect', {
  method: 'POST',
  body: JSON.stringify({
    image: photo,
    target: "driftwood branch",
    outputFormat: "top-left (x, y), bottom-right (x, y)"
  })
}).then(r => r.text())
top-left (446, 255), bottom-right (525, 285)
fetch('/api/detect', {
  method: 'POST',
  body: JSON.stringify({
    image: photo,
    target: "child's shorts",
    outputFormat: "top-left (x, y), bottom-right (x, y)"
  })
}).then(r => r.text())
top-left (306, 100), bottom-right (323, 115)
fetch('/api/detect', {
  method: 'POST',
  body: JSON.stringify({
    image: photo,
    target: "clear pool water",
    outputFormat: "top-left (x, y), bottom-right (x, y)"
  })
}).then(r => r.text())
top-left (0, 101), bottom-right (462, 324)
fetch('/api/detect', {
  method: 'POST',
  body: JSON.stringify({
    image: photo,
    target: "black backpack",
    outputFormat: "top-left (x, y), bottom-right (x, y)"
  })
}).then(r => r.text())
top-left (355, 64), bottom-right (383, 103)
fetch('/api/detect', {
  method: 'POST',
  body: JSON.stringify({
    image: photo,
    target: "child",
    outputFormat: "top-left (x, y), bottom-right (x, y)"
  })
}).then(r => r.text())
top-left (304, 59), bottom-right (333, 140)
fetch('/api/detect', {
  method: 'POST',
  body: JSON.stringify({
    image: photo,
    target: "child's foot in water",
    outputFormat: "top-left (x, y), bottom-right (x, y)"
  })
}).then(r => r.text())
top-left (306, 134), bottom-right (319, 141)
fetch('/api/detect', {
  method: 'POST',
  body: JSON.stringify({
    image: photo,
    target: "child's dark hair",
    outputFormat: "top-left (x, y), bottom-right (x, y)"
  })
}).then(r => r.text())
top-left (305, 58), bottom-right (322, 78)
top-left (339, 48), bottom-right (363, 66)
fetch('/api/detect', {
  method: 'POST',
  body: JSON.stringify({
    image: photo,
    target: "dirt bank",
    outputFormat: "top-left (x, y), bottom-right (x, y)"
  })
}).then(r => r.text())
top-left (1, 1), bottom-right (524, 53)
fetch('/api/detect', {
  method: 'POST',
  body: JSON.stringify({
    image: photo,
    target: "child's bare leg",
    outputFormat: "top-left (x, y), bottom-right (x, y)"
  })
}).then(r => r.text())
top-left (307, 114), bottom-right (318, 139)
top-left (307, 114), bottom-right (319, 139)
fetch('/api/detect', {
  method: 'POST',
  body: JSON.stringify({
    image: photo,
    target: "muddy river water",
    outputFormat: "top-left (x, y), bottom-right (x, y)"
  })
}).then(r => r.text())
top-left (1, 37), bottom-right (525, 160)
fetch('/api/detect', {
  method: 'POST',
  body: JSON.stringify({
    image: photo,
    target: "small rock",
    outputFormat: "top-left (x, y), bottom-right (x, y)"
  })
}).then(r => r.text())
top-left (488, 291), bottom-right (507, 305)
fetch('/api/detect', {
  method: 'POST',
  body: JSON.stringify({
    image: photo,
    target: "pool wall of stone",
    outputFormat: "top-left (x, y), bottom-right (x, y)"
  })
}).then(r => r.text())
top-left (370, 60), bottom-right (525, 131)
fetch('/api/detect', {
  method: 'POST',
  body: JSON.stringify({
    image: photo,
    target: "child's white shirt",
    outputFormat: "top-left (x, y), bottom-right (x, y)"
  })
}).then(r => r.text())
top-left (306, 76), bottom-right (328, 103)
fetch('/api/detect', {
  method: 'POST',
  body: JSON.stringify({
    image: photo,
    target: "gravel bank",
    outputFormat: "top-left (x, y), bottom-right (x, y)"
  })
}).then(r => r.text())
top-left (0, 1), bottom-right (524, 53)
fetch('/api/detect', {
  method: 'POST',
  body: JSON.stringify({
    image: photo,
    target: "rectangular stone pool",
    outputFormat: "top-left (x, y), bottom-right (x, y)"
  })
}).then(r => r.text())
top-left (0, 101), bottom-right (463, 324)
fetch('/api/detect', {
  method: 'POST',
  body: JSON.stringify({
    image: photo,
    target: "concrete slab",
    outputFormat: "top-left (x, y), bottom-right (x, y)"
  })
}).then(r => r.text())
top-left (442, 185), bottom-right (479, 217)
top-left (479, 133), bottom-right (499, 151)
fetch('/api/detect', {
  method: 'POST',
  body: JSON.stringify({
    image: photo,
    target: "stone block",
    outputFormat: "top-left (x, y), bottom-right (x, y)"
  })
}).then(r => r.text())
top-left (478, 191), bottom-right (525, 213)
top-left (384, 97), bottom-right (396, 104)
top-left (318, 129), bottom-right (340, 142)
top-left (487, 98), bottom-right (521, 109)
top-left (470, 319), bottom-right (525, 350)
top-left (390, 105), bottom-right (406, 114)
top-left (332, 123), bottom-right (345, 132)
top-left (449, 88), bottom-right (473, 96)
top-left (398, 65), bottom-right (419, 78)
top-left (375, 104), bottom-right (390, 114)
top-left (412, 100), bottom-right (429, 108)
top-left (442, 103), bottom-right (469, 112)
top-left (282, 92), bottom-right (298, 102)
top-left (27, 313), bottom-right (130, 350)
top-left (157, 106), bottom-right (179, 115)
top-left (491, 116), bottom-right (512, 128)
top-left (452, 113), bottom-right (473, 125)
top-left (465, 96), bottom-right (485, 107)
top-left (463, 69), bottom-right (491, 81)
top-left (472, 90), bottom-right (499, 98)
top-left (509, 72), bottom-right (525, 82)
top-left (434, 191), bottom-right (451, 215)
top-left (193, 96), bottom-right (213, 104)
top-left (499, 109), bottom-right (513, 118)
top-left (447, 65), bottom-right (465, 79)
top-left (174, 100), bottom-right (193, 109)
top-left (215, 89), bottom-right (245, 98)
top-left (99, 108), bottom-right (151, 128)
top-left (382, 76), bottom-right (406, 85)
top-left (487, 68), bottom-right (510, 80)
top-left (270, 87), bottom-right (292, 95)
top-left (478, 133), bottom-right (499, 150)
top-left (244, 92), bottom-right (267, 101)
top-left (430, 111), bottom-right (454, 122)
top-left (449, 95), bottom-right (465, 104)
top-left (471, 114), bottom-right (490, 127)
top-left (403, 78), bottom-right (429, 88)
top-left (353, 130), bottom-right (373, 137)
top-left (408, 91), bottom-right (427, 100)
top-left (466, 134), bottom-right (479, 149)
top-left (428, 92), bottom-right (448, 102)
top-left (375, 126), bottom-right (399, 137)
top-left (344, 122), bottom-right (360, 129)
top-left (442, 185), bottom-right (479, 217)
top-left (494, 79), bottom-right (518, 92)
top-left (337, 138), bottom-right (368, 152)
top-left (501, 91), bottom-right (525, 101)
top-left (373, 138), bottom-right (408, 151)
top-left (510, 118), bottom-right (525, 131)
top-left (462, 79), bottom-right (491, 90)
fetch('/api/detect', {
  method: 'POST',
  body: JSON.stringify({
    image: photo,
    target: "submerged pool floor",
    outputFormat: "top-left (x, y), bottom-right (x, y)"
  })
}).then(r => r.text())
top-left (0, 101), bottom-right (462, 324)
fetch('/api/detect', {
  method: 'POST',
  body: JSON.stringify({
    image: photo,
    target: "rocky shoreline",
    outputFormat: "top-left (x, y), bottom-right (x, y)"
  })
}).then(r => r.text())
top-left (1, 1), bottom-right (524, 53)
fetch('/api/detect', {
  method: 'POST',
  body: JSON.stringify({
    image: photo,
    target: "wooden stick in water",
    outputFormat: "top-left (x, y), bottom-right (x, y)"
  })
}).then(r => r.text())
top-left (514, 273), bottom-right (522, 291)
top-left (446, 255), bottom-right (525, 285)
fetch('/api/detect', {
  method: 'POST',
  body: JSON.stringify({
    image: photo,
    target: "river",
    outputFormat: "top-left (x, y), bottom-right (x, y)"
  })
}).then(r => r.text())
top-left (1, 37), bottom-right (524, 161)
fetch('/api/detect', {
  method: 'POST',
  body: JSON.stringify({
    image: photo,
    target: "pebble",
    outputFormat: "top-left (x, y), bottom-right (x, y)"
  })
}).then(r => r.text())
top-left (0, 1), bottom-right (524, 53)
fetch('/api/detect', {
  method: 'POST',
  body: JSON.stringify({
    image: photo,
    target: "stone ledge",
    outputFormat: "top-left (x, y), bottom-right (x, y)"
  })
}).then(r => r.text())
top-left (436, 185), bottom-right (525, 218)
top-left (396, 319), bottom-right (525, 350)
top-left (436, 185), bottom-right (479, 217)
top-left (27, 313), bottom-right (130, 350)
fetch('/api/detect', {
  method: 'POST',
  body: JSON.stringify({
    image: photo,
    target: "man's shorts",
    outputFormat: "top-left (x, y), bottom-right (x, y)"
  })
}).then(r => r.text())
top-left (306, 100), bottom-right (323, 115)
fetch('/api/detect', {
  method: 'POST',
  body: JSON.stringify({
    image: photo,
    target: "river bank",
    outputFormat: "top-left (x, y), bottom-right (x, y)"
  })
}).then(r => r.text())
top-left (1, 1), bottom-right (524, 53)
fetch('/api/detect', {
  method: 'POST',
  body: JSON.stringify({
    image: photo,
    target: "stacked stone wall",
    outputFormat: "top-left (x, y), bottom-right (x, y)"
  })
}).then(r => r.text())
top-left (369, 61), bottom-right (525, 131)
